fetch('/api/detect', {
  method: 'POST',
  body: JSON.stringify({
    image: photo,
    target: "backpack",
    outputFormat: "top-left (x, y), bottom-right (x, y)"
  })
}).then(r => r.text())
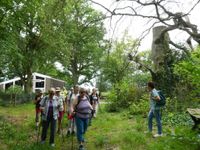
top-left (75, 95), bottom-right (90, 111)
top-left (74, 95), bottom-right (92, 116)
top-left (156, 90), bottom-right (166, 107)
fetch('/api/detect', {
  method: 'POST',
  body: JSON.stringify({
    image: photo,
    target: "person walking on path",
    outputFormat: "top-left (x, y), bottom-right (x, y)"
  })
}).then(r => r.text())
top-left (34, 89), bottom-right (43, 128)
top-left (66, 85), bottom-right (79, 135)
top-left (89, 88), bottom-right (99, 118)
top-left (55, 87), bottom-right (66, 134)
top-left (40, 88), bottom-right (60, 147)
top-left (147, 81), bottom-right (163, 138)
top-left (72, 87), bottom-right (93, 150)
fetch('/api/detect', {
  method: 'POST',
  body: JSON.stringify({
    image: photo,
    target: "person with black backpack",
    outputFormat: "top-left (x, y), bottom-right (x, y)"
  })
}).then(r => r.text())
top-left (72, 87), bottom-right (93, 150)
top-left (147, 81), bottom-right (163, 138)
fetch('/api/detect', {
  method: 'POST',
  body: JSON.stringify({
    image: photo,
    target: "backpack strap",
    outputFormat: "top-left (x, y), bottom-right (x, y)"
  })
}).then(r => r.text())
top-left (74, 95), bottom-right (90, 112)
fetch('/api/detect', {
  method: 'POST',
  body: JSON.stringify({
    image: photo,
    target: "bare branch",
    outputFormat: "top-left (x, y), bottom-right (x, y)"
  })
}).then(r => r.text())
top-left (169, 40), bottom-right (189, 55)
top-left (90, 0), bottom-right (200, 46)
top-left (187, 0), bottom-right (200, 15)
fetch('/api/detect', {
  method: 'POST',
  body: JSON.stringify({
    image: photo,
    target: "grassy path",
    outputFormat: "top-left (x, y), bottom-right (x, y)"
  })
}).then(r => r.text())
top-left (0, 103), bottom-right (200, 150)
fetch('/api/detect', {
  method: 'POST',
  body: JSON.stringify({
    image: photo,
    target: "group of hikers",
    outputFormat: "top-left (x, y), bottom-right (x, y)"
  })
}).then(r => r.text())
top-left (34, 85), bottom-right (99, 150)
top-left (34, 81), bottom-right (164, 149)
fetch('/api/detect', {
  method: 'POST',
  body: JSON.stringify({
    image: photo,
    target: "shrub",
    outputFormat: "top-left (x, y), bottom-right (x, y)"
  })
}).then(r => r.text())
top-left (106, 81), bottom-right (144, 112)
top-left (0, 86), bottom-right (34, 106)
top-left (128, 95), bottom-right (149, 116)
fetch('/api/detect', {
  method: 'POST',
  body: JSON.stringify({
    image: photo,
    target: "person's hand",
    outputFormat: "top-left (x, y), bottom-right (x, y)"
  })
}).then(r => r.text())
top-left (40, 107), bottom-right (45, 111)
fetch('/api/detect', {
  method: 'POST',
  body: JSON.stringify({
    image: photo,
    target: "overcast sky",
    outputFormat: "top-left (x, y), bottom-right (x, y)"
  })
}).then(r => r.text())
top-left (91, 0), bottom-right (200, 51)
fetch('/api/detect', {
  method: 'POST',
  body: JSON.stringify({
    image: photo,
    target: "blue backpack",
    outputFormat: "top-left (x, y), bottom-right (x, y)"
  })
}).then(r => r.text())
top-left (156, 90), bottom-right (166, 107)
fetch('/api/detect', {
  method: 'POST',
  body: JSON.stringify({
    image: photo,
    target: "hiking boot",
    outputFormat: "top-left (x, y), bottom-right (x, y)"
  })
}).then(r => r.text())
top-left (153, 134), bottom-right (163, 138)
top-left (79, 145), bottom-right (84, 150)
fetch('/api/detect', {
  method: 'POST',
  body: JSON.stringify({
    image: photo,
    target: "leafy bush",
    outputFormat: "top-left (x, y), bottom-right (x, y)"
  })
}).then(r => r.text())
top-left (174, 47), bottom-right (200, 98)
top-left (6, 85), bottom-right (23, 95)
top-left (128, 95), bottom-right (149, 116)
top-left (106, 81), bottom-right (144, 112)
top-left (162, 112), bottom-right (193, 127)
top-left (0, 86), bottom-right (34, 106)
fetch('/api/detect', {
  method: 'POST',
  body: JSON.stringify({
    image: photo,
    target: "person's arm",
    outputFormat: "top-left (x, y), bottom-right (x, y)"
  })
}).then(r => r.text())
top-left (34, 96), bottom-right (39, 104)
top-left (152, 91), bottom-right (160, 101)
top-left (89, 102), bottom-right (93, 110)
top-left (97, 93), bottom-right (100, 103)
top-left (40, 96), bottom-right (46, 111)
top-left (72, 96), bottom-right (78, 113)
top-left (63, 97), bottom-right (66, 112)
top-left (154, 96), bottom-right (160, 101)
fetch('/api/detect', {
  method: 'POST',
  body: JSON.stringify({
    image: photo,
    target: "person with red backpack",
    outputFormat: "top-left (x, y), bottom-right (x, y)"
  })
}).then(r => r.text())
top-left (147, 81), bottom-right (163, 138)
top-left (72, 87), bottom-right (93, 150)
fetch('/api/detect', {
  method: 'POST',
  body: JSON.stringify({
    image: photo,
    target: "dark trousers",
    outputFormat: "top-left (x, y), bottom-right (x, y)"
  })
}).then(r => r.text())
top-left (41, 116), bottom-right (57, 144)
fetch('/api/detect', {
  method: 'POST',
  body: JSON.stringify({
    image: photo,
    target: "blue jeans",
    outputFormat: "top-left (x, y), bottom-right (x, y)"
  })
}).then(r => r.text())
top-left (75, 116), bottom-right (89, 143)
top-left (148, 109), bottom-right (162, 134)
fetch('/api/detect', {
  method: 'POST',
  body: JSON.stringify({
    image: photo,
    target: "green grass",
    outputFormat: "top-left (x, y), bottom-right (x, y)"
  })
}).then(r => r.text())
top-left (0, 103), bottom-right (200, 150)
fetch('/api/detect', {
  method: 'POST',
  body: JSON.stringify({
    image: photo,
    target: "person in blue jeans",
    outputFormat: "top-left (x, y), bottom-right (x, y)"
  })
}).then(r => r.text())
top-left (147, 81), bottom-right (162, 138)
top-left (72, 88), bottom-right (93, 150)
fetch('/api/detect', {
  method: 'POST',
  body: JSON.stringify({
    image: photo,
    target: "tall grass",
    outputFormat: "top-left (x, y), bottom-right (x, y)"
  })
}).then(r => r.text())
top-left (0, 103), bottom-right (199, 150)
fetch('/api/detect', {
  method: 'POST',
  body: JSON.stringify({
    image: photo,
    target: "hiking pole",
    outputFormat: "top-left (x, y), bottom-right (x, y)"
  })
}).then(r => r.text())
top-left (36, 120), bottom-right (42, 144)
top-left (61, 118), bottom-right (65, 142)
top-left (71, 118), bottom-right (75, 150)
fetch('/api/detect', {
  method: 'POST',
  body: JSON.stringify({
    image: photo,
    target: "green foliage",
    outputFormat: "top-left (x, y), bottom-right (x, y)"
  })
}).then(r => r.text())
top-left (0, 119), bottom-right (16, 140)
top-left (128, 95), bottom-right (149, 116)
top-left (174, 47), bottom-right (200, 97)
top-left (6, 85), bottom-right (23, 95)
top-left (0, 103), bottom-right (200, 150)
top-left (162, 112), bottom-right (193, 127)
top-left (45, 0), bottom-right (106, 85)
top-left (101, 36), bottom-right (138, 86)
top-left (106, 80), bottom-right (144, 112)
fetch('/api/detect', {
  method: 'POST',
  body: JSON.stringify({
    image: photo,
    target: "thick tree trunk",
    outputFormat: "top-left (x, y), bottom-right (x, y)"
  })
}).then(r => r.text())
top-left (151, 26), bottom-right (173, 96)
top-left (24, 71), bottom-right (33, 94)
top-left (72, 74), bottom-right (79, 86)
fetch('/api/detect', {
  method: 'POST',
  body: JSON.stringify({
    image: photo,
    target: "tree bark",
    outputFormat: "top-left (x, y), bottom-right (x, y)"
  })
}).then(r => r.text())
top-left (24, 70), bottom-right (33, 94)
top-left (151, 26), bottom-right (173, 95)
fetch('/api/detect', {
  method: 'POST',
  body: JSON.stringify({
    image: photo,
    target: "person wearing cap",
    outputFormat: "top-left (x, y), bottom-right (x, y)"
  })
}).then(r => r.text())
top-left (55, 87), bottom-right (66, 134)
top-left (40, 87), bottom-right (59, 147)
top-left (72, 87), bottom-right (93, 150)
top-left (34, 89), bottom-right (43, 128)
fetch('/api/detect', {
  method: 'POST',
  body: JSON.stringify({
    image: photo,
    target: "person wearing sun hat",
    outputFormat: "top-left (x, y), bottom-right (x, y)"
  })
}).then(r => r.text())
top-left (55, 87), bottom-right (66, 134)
